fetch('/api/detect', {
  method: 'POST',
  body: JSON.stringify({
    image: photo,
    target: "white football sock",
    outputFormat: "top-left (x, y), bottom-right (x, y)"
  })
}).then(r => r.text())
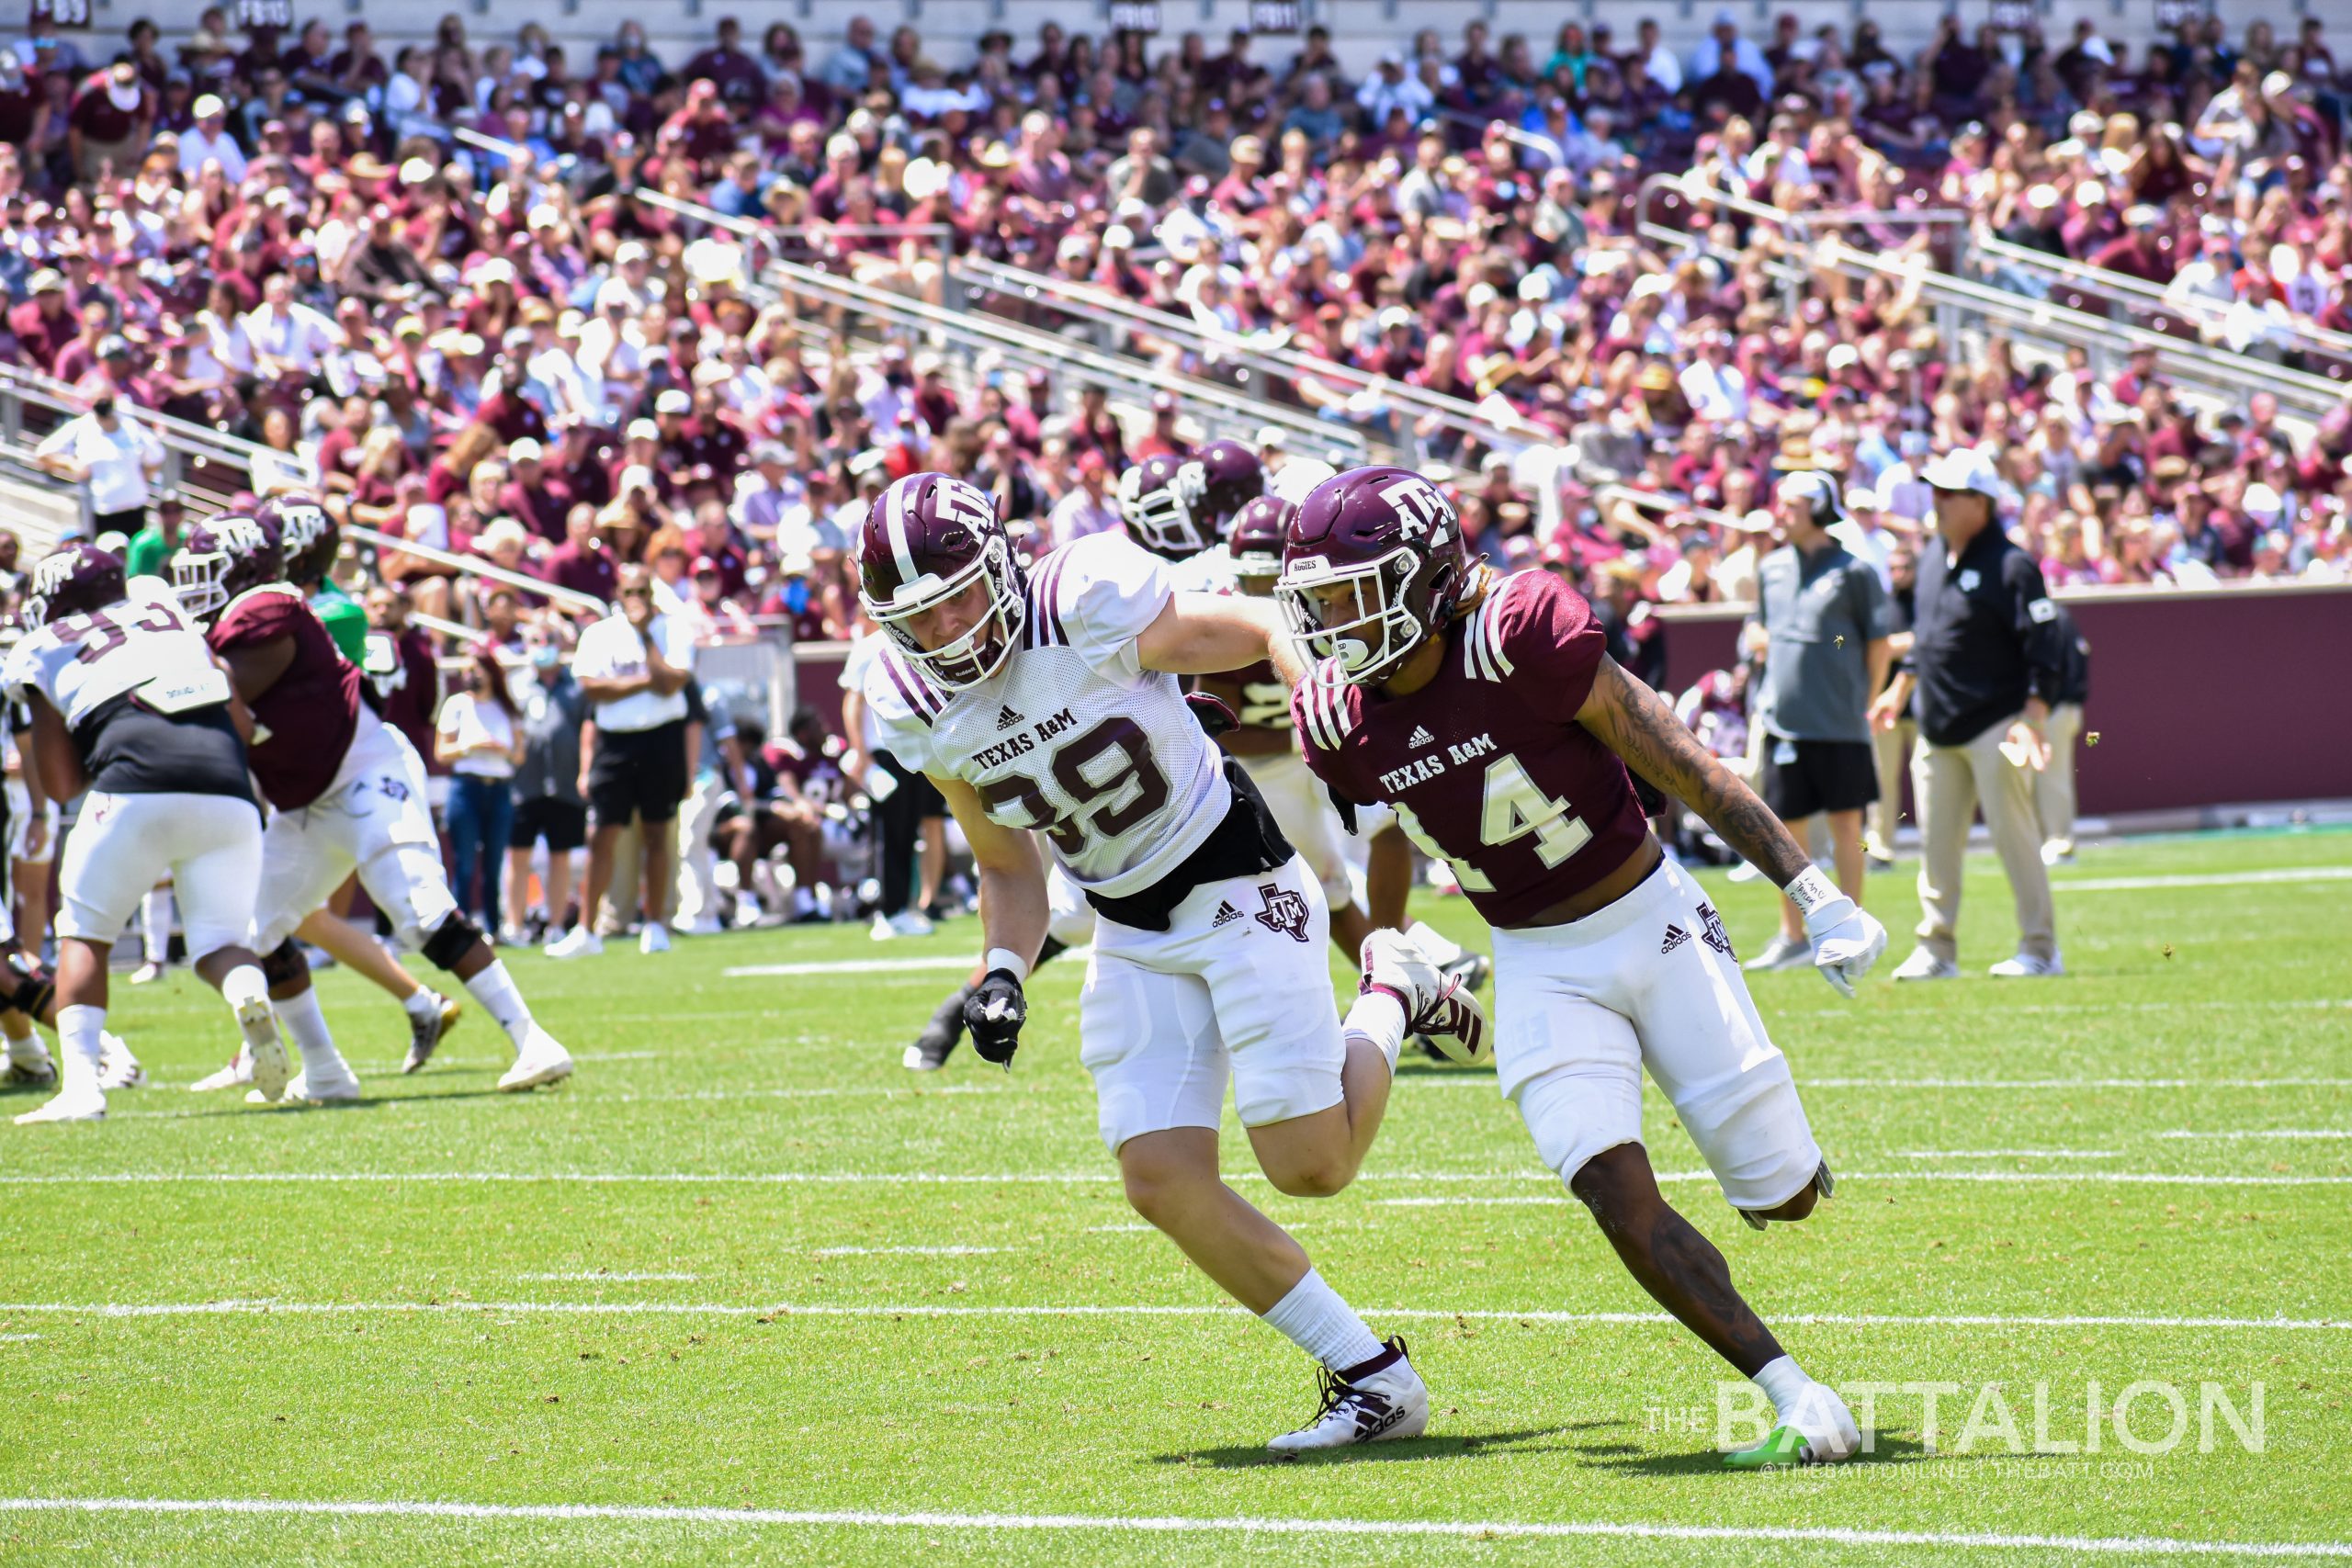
top-left (1406, 919), bottom-right (1466, 966)
top-left (1260, 1267), bottom-right (1385, 1373)
top-left (1340, 991), bottom-right (1408, 1074)
top-left (464, 961), bottom-right (536, 1050)
top-left (55, 1003), bottom-right (106, 1097)
top-left (141, 889), bottom-right (173, 964)
top-left (1753, 1353), bottom-right (1813, 1422)
top-left (401, 987), bottom-right (440, 1022)
top-left (273, 989), bottom-right (350, 1075)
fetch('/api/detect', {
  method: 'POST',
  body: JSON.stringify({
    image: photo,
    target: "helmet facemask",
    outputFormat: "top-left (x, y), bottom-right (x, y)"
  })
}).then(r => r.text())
top-left (1127, 463), bottom-right (1210, 558)
top-left (172, 546), bottom-right (234, 620)
top-left (864, 533), bottom-right (1025, 691)
top-left (1276, 546), bottom-right (1431, 685)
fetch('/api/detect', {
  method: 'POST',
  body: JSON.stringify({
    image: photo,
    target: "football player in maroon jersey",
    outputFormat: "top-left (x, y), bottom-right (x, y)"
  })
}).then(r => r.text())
top-left (175, 517), bottom-right (575, 1098)
top-left (1282, 466), bottom-right (1886, 1468)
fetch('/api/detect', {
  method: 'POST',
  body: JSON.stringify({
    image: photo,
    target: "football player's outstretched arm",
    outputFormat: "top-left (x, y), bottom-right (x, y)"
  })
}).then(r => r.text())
top-left (25, 695), bottom-right (90, 807)
top-left (1575, 656), bottom-right (1811, 886)
top-left (1136, 593), bottom-right (1304, 683)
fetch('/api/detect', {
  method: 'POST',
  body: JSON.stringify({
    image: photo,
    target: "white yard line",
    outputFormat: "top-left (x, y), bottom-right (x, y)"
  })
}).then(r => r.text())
top-left (1804, 1077), bottom-right (2352, 1090)
top-left (2044, 866), bottom-right (2352, 894)
top-left (514, 1272), bottom-right (698, 1282)
top-left (809, 1246), bottom-right (1003, 1258)
top-left (2159, 1129), bottom-right (2352, 1140)
top-left (0, 1301), bottom-right (2341, 1333)
top-left (4, 1495), bottom-right (2350, 1557)
top-left (1895, 1150), bottom-right (2124, 1159)
top-left (724, 957), bottom-right (980, 977)
top-left (0, 1333), bottom-right (40, 1342)
top-left (1, 1496), bottom-right (2347, 1557)
top-left (3, 1168), bottom-right (2346, 1189)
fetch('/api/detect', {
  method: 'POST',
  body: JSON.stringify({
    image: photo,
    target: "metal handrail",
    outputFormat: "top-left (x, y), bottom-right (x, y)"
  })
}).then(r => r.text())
top-left (343, 522), bottom-right (611, 617)
top-left (766, 255), bottom-right (1364, 456)
top-left (1972, 233), bottom-right (2352, 362)
top-left (953, 256), bottom-right (1553, 447)
top-left (1641, 175), bottom-right (2345, 413)
top-left (0, 362), bottom-right (318, 484)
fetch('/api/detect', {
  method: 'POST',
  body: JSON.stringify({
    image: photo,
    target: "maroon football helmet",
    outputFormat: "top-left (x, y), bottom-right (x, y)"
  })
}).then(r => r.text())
top-left (1225, 494), bottom-right (1295, 593)
top-left (172, 513), bottom-right (283, 621)
top-left (1123, 441), bottom-right (1264, 559)
top-left (20, 541), bottom-right (128, 629)
top-left (257, 491), bottom-right (337, 585)
top-left (856, 471), bottom-right (1025, 690)
top-left (1276, 465), bottom-right (1470, 684)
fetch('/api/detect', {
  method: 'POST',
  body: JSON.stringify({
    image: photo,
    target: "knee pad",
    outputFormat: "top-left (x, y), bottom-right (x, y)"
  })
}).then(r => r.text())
top-left (6, 952), bottom-right (55, 1020)
top-left (419, 912), bottom-right (483, 973)
top-left (260, 939), bottom-right (309, 988)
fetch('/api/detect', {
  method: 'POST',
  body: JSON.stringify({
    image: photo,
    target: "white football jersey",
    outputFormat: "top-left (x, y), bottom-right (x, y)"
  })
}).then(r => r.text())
top-left (4, 595), bottom-right (231, 729)
top-left (865, 531), bottom-right (1233, 898)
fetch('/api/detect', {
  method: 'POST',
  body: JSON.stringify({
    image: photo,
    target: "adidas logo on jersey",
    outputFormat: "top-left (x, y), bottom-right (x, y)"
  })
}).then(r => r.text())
top-left (994, 705), bottom-right (1025, 730)
top-left (1211, 901), bottom-right (1243, 929)
top-left (1660, 924), bottom-right (1690, 954)
top-left (1407, 725), bottom-right (1435, 749)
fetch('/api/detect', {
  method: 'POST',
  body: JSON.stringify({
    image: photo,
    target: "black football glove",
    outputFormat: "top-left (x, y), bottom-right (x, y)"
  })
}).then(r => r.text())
top-left (963, 968), bottom-right (1027, 1067)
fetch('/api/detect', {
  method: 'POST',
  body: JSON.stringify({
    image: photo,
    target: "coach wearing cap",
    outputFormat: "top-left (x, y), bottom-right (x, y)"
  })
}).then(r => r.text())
top-left (1743, 469), bottom-right (1893, 973)
top-left (1871, 447), bottom-right (2065, 980)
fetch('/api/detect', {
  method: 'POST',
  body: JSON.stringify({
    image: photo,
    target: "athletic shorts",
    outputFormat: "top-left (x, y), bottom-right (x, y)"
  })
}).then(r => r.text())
top-left (1490, 857), bottom-right (1824, 1213)
top-left (57, 790), bottom-right (262, 957)
top-left (1760, 737), bottom-right (1879, 820)
top-left (1079, 853), bottom-right (1343, 1155)
top-left (511, 796), bottom-right (589, 853)
top-left (253, 710), bottom-right (458, 953)
top-left (588, 719), bottom-right (689, 828)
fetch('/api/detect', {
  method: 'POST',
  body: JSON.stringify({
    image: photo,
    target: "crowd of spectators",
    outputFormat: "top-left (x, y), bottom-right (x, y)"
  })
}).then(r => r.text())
top-left (1, 5), bottom-right (2349, 928)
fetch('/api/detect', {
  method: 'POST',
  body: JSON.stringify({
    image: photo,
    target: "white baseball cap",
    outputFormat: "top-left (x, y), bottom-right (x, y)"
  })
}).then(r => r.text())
top-left (1922, 446), bottom-right (2001, 497)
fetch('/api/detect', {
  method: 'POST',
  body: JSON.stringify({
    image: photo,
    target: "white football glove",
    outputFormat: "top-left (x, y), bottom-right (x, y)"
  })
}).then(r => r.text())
top-left (1786, 866), bottom-right (1887, 998)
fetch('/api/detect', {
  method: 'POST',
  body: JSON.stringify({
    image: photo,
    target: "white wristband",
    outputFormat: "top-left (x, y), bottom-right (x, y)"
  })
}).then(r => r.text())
top-left (985, 947), bottom-right (1030, 983)
top-left (1785, 864), bottom-right (1842, 918)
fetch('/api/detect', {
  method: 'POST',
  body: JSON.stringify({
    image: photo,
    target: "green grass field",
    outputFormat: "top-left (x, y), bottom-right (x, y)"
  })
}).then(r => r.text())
top-left (3, 829), bottom-right (2349, 1565)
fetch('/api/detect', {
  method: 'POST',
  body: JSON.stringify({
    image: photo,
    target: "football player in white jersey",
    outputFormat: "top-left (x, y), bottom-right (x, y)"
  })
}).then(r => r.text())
top-left (858, 472), bottom-right (1484, 1451)
top-left (2, 544), bottom-right (293, 1123)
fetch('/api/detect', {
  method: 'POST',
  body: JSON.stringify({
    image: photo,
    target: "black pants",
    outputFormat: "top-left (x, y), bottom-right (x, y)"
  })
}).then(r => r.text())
top-left (872, 750), bottom-right (944, 917)
top-left (92, 505), bottom-right (147, 536)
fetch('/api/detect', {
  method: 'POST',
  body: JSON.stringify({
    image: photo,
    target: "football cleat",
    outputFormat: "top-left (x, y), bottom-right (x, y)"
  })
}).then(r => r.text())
top-left (904, 983), bottom-right (973, 1072)
top-left (1889, 948), bottom-right (1960, 982)
top-left (498, 1027), bottom-right (575, 1092)
top-left (1742, 933), bottom-right (1813, 973)
top-left (639, 921), bottom-right (673, 954)
top-left (402, 991), bottom-right (462, 1075)
top-left (250, 1066), bottom-right (361, 1106)
top-left (544, 926), bottom-right (603, 960)
top-left (1362, 930), bottom-right (1488, 1066)
top-left (130, 961), bottom-right (166, 985)
top-left (188, 1047), bottom-right (255, 1093)
top-left (14, 1089), bottom-right (106, 1124)
top-left (1267, 1337), bottom-right (1430, 1454)
top-left (1, 1047), bottom-right (59, 1089)
top-left (96, 1033), bottom-right (145, 1090)
top-left (1988, 951), bottom-right (2064, 977)
top-left (1723, 1380), bottom-right (1860, 1469)
top-left (233, 996), bottom-right (293, 1103)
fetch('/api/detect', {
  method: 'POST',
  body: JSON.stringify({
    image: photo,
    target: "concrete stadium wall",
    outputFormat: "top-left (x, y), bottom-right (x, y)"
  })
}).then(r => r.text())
top-left (1658, 580), bottom-right (2352, 819)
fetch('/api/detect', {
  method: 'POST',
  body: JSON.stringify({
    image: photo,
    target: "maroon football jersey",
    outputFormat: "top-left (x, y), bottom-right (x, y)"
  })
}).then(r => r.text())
top-left (209, 584), bottom-right (363, 810)
top-left (1293, 570), bottom-right (1652, 928)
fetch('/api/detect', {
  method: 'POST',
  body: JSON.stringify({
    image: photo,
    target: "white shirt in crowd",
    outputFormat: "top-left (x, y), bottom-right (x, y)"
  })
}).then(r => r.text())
top-left (436, 691), bottom-right (519, 780)
top-left (571, 609), bottom-right (695, 733)
top-left (1048, 483), bottom-right (1122, 547)
top-left (35, 412), bottom-right (164, 515)
top-left (242, 298), bottom-right (340, 373)
top-left (176, 124), bottom-right (247, 182)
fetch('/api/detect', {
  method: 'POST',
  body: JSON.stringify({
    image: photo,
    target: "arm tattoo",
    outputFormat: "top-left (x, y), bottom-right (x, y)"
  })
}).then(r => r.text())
top-left (1583, 658), bottom-right (1812, 886)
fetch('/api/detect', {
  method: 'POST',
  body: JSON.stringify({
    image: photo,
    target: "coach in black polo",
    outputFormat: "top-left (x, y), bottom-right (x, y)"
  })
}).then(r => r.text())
top-left (1871, 446), bottom-right (2066, 981)
top-left (1743, 469), bottom-right (1894, 973)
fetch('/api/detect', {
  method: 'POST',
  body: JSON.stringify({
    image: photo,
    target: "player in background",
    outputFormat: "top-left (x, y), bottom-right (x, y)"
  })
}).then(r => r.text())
top-left (1281, 467), bottom-right (1886, 1468)
top-left (265, 491), bottom-right (462, 1073)
top-left (174, 517), bottom-right (572, 1098)
top-left (861, 472), bottom-right (1483, 1450)
top-left (4, 543), bottom-right (292, 1123)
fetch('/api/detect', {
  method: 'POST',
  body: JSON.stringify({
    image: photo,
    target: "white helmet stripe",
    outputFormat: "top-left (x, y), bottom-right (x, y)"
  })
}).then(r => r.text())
top-left (884, 481), bottom-right (919, 589)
